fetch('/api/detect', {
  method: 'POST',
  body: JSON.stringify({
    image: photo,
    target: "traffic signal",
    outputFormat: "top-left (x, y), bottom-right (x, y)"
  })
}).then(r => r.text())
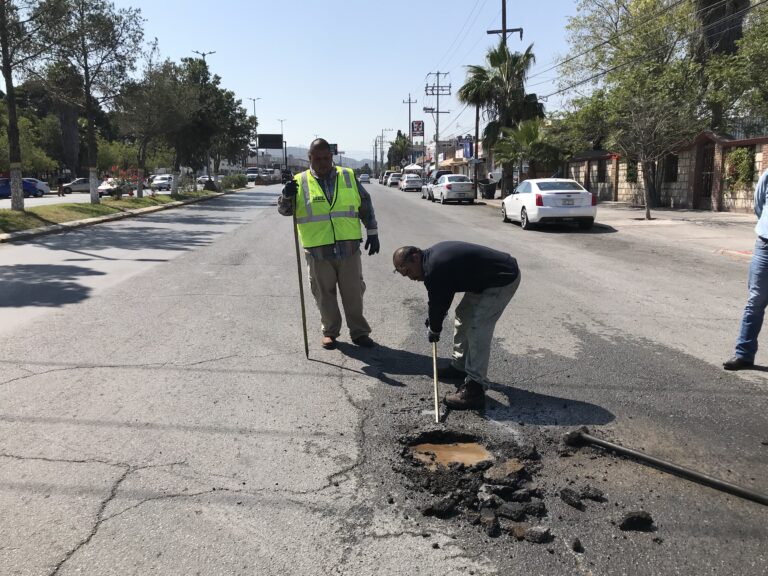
top-left (329, 143), bottom-right (338, 155)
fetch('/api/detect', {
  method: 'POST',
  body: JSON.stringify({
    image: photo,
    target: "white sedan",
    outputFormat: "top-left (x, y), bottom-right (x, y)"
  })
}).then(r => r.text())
top-left (432, 174), bottom-right (474, 204)
top-left (501, 178), bottom-right (596, 230)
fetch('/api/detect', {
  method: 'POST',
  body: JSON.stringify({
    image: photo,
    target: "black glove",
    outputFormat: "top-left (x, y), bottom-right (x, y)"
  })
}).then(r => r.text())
top-left (282, 180), bottom-right (298, 198)
top-left (427, 328), bottom-right (440, 343)
top-left (364, 235), bottom-right (380, 255)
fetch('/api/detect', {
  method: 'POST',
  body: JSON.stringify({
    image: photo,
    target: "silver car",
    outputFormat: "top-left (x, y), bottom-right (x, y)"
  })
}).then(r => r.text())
top-left (61, 178), bottom-right (92, 194)
top-left (432, 174), bottom-right (474, 204)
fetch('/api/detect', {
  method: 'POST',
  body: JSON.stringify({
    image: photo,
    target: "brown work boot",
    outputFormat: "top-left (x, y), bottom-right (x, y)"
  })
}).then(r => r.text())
top-left (444, 380), bottom-right (485, 410)
top-left (352, 335), bottom-right (376, 348)
top-left (321, 336), bottom-right (337, 350)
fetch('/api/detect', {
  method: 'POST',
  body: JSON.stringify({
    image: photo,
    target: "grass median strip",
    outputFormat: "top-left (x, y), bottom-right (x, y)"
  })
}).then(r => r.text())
top-left (0, 192), bottom-right (217, 234)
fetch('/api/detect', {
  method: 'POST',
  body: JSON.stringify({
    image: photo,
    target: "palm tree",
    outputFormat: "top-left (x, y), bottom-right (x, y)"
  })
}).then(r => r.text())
top-left (458, 64), bottom-right (493, 195)
top-left (459, 42), bottom-right (544, 195)
top-left (493, 119), bottom-right (543, 183)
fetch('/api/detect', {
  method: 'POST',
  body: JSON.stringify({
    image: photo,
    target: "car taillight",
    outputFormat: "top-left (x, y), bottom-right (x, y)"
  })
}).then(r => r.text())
top-left (446, 184), bottom-right (452, 190)
top-left (591, 193), bottom-right (596, 206)
top-left (535, 194), bottom-right (543, 206)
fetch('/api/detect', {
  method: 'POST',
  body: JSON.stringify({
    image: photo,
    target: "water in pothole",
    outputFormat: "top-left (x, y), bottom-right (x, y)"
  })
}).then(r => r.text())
top-left (410, 442), bottom-right (494, 471)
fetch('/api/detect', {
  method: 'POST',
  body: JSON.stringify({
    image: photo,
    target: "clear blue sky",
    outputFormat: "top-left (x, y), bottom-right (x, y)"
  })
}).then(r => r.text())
top-left (114, 1), bottom-right (579, 160)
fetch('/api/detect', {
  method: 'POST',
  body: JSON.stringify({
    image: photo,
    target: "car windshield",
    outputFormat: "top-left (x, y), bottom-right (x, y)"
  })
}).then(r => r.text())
top-left (447, 176), bottom-right (470, 182)
top-left (536, 181), bottom-right (584, 191)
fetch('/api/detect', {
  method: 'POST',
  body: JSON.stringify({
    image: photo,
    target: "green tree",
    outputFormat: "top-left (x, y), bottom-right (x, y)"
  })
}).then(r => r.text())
top-left (57, 0), bottom-right (143, 203)
top-left (209, 89), bottom-right (254, 176)
top-left (564, 0), bottom-right (704, 218)
top-left (386, 130), bottom-right (410, 168)
top-left (0, 0), bottom-right (67, 210)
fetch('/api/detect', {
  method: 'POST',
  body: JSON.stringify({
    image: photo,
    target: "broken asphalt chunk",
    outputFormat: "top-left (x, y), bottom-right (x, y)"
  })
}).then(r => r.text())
top-left (619, 510), bottom-right (655, 532)
top-left (559, 487), bottom-right (585, 510)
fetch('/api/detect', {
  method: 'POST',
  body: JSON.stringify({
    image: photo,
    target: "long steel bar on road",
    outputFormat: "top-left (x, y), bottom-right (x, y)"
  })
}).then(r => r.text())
top-left (565, 428), bottom-right (768, 507)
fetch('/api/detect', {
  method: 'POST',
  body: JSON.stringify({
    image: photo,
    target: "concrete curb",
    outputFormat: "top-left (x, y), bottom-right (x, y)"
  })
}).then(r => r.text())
top-left (0, 190), bottom-right (233, 244)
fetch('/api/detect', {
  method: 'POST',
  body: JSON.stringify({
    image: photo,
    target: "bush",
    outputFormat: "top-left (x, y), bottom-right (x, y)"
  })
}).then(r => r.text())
top-left (221, 174), bottom-right (247, 189)
top-left (725, 147), bottom-right (755, 189)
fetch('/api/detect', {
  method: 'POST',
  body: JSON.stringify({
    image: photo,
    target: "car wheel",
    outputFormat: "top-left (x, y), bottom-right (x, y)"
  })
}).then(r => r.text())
top-left (502, 204), bottom-right (510, 223)
top-left (36, 190), bottom-right (44, 197)
top-left (578, 218), bottom-right (594, 230)
top-left (440, 193), bottom-right (446, 205)
top-left (521, 208), bottom-right (533, 230)
top-left (430, 192), bottom-right (435, 203)
top-left (63, 187), bottom-right (72, 194)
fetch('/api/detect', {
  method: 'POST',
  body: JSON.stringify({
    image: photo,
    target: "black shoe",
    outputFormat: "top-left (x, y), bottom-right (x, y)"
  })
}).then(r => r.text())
top-left (352, 335), bottom-right (376, 348)
top-left (444, 380), bottom-right (484, 410)
top-left (437, 364), bottom-right (467, 381)
top-left (321, 336), bottom-right (337, 350)
top-left (723, 356), bottom-right (754, 370)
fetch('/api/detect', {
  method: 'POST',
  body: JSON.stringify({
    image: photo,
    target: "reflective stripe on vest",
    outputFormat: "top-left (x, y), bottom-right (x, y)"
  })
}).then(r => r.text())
top-left (294, 167), bottom-right (362, 248)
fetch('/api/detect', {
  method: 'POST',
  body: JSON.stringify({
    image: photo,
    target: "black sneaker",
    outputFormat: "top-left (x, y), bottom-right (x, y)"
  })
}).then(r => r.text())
top-left (437, 364), bottom-right (467, 381)
top-left (723, 356), bottom-right (754, 370)
top-left (444, 380), bottom-right (484, 410)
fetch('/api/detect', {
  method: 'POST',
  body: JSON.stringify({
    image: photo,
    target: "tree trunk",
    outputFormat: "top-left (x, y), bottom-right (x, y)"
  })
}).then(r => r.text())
top-left (0, 5), bottom-right (24, 212)
top-left (641, 159), bottom-right (657, 220)
top-left (58, 105), bottom-right (80, 175)
top-left (136, 140), bottom-right (147, 198)
top-left (84, 81), bottom-right (100, 204)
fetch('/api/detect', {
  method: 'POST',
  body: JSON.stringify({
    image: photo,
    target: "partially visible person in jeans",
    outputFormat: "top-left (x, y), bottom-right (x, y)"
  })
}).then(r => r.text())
top-left (392, 241), bottom-right (521, 409)
top-left (724, 168), bottom-right (768, 370)
top-left (278, 138), bottom-right (380, 350)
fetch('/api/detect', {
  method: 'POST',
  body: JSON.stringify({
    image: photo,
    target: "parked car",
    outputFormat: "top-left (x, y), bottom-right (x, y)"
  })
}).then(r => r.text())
top-left (359, 173), bottom-right (370, 184)
top-left (399, 173), bottom-right (422, 192)
top-left (0, 177), bottom-right (39, 198)
top-left (386, 172), bottom-right (402, 187)
top-left (23, 178), bottom-right (50, 196)
top-left (501, 178), bottom-right (596, 230)
top-left (246, 168), bottom-right (259, 182)
top-left (97, 178), bottom-right (132, 197)
top-left (431, 174), bottom-right (474, 204)
top-left (422, 169), bottom-right (454, 200)
top-left (61, 177), bottom-right (91, 194)
top-left (151, 175), bottom-right (174, 191)
top-left (380, 170), bottom-right (394, 184)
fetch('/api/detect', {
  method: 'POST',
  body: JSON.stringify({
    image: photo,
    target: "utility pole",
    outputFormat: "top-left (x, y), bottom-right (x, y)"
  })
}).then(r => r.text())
top-left (380, 129), bottom-right (393, 176)
top-left (248, 97), bottom-right (261, 166)
top-left (373, 138), bottom-right (378, 177)
top-left (425, 72), bottom-right (450, 174)
top-left (486, 1), bottom-right (522, 47)
top-left (193, 50), bottom-right (216, 182)
top-left (403, 94), bottom-right (417, 164)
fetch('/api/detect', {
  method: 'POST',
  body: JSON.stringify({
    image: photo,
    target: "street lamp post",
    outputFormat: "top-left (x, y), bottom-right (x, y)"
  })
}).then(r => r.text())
top-left (248, 97), bottom-right (261, 166)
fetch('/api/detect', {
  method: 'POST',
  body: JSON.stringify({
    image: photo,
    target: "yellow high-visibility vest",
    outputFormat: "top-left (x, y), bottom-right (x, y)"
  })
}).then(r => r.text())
top-left (294, 167), bottom-right (362, 248)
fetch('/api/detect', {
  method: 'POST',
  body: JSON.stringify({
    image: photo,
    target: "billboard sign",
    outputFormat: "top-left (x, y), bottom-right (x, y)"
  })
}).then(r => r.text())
top-left (411, 120), bottom-right (424, 137)
top-left (257, 134), bottom-right (283, 149)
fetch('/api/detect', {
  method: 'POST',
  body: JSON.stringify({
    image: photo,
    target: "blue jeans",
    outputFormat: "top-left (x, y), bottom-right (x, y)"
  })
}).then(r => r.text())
top-left (735, 237), bottom-right (768, 361)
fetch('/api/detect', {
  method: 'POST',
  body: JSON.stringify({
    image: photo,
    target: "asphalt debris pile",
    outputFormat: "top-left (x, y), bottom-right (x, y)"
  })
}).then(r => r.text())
top-left (398, 430), bottom-right (552, 542)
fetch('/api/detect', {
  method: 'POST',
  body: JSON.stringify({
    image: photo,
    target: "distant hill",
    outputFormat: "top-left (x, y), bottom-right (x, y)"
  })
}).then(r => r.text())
top-left (285, 147), bottom-right (372, 170)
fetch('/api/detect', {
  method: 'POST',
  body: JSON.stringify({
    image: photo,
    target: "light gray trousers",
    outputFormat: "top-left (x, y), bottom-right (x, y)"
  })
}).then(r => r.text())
top-left (450, 273), bottom-right (521, 386)
top-left (306, 251), bottom-right (371, 340)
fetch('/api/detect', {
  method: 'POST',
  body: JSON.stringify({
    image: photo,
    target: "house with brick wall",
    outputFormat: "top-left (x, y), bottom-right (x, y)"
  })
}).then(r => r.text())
top-left (566, 131), bottom-right (768, 212)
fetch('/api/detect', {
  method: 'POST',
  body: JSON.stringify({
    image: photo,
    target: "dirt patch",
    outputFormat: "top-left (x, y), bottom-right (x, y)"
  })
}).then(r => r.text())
top-left (398, 430), bottom-right (550, 540)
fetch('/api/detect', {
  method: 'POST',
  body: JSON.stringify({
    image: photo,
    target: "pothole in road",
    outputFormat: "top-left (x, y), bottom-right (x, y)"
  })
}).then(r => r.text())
top-left (398, 430), bottom-right (552, 542)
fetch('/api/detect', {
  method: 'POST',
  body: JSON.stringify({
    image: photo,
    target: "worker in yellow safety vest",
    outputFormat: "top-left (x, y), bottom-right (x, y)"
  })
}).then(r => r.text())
top-left (278, 138), bottom-right (380, 350)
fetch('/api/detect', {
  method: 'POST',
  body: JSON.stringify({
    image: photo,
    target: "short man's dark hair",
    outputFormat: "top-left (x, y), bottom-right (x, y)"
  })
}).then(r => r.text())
top-left (309, 138), bottom-right (331, 154)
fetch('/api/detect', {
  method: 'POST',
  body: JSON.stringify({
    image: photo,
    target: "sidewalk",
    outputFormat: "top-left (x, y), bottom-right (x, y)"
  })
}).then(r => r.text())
top-left (482, 197), bottom-right (758, 261)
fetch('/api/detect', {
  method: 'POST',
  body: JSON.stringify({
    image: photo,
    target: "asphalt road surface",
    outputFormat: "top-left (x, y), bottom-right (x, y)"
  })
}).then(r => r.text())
top-left (0, 183), bottom-right (765, 575)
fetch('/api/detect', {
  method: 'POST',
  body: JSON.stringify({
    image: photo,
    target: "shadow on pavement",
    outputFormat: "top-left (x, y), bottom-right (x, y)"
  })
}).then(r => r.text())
top-left (0, 264), bottom-right (104, 307)
top-left (484, 383), bottom-right (615, 426)
top-left (335, 341), bottom-right (432, 387)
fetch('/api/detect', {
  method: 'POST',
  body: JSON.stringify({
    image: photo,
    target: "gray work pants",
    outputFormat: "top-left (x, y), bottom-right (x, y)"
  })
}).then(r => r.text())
top-left (450, 273), bottom-right (521, 386)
